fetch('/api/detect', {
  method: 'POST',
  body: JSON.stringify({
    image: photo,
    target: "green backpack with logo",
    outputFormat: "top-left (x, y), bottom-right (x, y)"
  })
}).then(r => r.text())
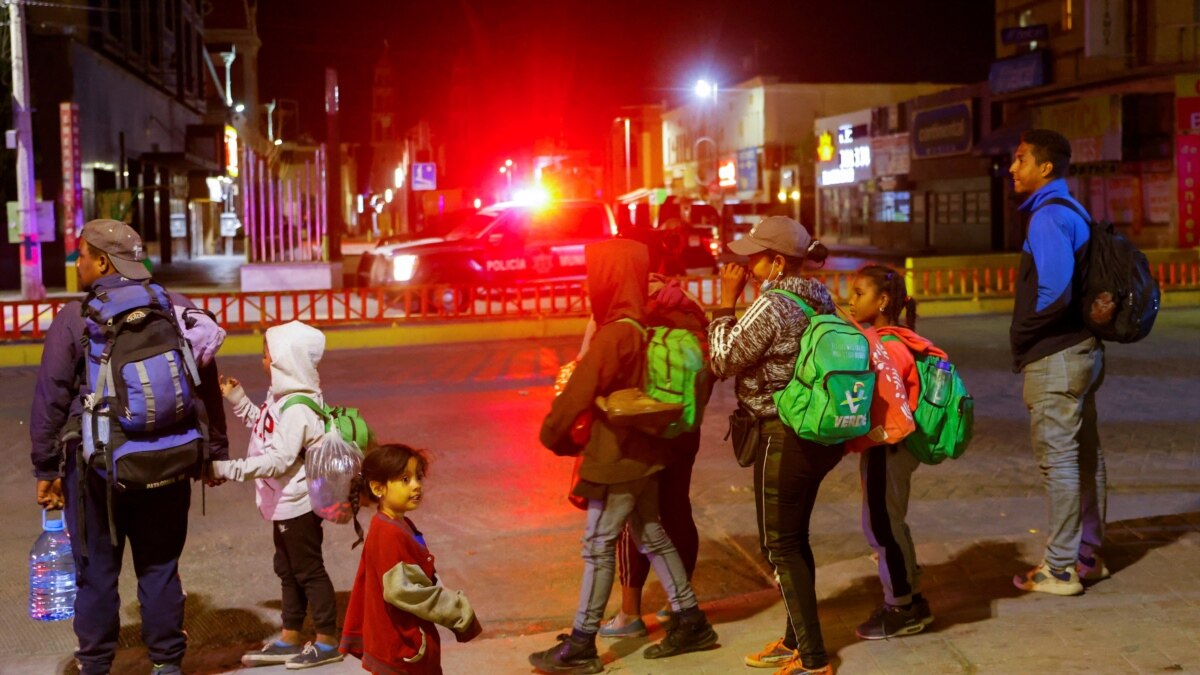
top-left (880, 336), bottom-right (974, 464)
top-left (770, 289), bottom-right (875, 445)
top-left (618, 318), bottom-right (712, 438)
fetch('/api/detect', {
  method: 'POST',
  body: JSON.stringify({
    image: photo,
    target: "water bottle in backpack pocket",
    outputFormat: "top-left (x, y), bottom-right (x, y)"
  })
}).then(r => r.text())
top-left (880, 334), bottom-right (974, 465)
top-left (29, 510), bottom-right (75, 622)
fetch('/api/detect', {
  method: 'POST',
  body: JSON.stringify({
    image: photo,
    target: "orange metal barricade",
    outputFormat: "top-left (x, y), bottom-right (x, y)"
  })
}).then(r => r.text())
top-left (2, 261), bottom-right (1198, 341)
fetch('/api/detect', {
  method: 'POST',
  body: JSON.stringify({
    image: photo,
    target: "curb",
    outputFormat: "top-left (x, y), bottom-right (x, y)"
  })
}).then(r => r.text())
top-left (0, 316), bottom-right (592, 368)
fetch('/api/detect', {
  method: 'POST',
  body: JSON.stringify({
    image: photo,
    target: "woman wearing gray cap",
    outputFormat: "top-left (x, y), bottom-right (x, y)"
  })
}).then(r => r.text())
top-left (708, 216), bottom-right (841, 675)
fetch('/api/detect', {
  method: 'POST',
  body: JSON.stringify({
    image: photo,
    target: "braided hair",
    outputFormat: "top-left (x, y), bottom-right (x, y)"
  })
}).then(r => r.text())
top-left (856, 264), bottom-right (917, 329)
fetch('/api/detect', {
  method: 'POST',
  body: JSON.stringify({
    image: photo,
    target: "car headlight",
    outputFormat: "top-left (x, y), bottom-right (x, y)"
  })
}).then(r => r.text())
top-left (391, 255), bottom-right (418, 282)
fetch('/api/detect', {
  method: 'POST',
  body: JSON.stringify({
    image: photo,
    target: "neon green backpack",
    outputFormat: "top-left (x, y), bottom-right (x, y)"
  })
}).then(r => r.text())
top-left (618, 319), bottom-right (712, 438)
top-left (280, 395), bottom-right (374, 451)
top-left (770, 289), bottom-right (874, 445)
top-left (880, 336), bottom-right (974, 464)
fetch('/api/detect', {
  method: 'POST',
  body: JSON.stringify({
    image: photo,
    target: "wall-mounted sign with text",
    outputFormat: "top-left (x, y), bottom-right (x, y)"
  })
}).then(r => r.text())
top-left (911, 102), bottom-right (973, 159)
top-left (817, 123), bottom-right (872, 187)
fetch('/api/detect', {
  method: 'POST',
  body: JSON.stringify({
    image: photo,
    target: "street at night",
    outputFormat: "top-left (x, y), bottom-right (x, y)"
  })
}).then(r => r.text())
top-left (1, 0), bottom-right (1200, 673)
top-left (2, 310), bottom-right (1198, 673)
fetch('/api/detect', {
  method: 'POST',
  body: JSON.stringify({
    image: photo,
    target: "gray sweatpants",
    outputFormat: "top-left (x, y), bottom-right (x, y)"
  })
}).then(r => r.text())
top-left (573, 474), bottom-right (697, 634)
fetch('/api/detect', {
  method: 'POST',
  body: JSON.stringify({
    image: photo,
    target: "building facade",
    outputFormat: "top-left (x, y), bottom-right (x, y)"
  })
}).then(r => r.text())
top-left (0, 0), bottom-right (225, 290)
top-left (661, 78), bottom-right (955, 236)
top-left (991, 0), bottom-right (1200, 249)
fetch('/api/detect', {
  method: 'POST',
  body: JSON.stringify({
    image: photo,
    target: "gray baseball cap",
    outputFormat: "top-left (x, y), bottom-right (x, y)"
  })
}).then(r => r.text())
top-left (81, 219), bottom-right (151, 280)
top-left (727, 215), bottom-right (814, 258)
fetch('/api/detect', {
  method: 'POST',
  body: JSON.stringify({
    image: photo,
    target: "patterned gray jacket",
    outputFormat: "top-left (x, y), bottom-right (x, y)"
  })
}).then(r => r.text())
top-left (707, 276), bottom-right (837, 418)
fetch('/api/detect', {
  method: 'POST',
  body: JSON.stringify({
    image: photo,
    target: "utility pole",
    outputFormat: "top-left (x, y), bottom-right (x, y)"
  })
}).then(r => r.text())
top-left (9, 0), bottom-right (44, 299)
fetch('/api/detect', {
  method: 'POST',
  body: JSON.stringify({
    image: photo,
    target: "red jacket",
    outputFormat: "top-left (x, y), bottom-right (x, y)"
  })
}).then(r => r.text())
top-left (340, 513), bottom-right (481, 675)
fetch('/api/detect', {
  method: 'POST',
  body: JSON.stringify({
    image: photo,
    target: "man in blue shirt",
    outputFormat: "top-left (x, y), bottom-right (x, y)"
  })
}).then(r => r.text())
top-left (1008, 130), bottom-right (1107, 597)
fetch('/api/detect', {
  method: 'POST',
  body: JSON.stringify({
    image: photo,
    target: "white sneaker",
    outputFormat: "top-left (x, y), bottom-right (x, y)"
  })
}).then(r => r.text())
top-left (1077, 553), bottom-right (1111, 581)
top-left (1013, 561), bottom-right (1084, 596)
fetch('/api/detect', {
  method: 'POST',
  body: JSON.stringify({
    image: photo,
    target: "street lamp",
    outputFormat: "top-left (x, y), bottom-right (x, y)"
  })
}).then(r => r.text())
top-left (695, 79), bottom-right (718, 103)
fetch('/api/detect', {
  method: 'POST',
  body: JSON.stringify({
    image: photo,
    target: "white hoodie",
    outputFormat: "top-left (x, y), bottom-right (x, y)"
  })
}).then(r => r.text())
top-left (212, 321), bottom-right (327, 521)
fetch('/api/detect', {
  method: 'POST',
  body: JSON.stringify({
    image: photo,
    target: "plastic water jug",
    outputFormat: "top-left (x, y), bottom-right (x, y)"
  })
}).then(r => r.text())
top-left (29, 509), bottom-right (75, 622)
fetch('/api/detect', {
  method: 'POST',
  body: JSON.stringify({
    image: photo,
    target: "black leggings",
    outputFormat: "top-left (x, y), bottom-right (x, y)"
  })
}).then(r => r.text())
top-left (754, 418), bottom-right (844, 670)
top-left (273, 511), bottom-right (338, 636)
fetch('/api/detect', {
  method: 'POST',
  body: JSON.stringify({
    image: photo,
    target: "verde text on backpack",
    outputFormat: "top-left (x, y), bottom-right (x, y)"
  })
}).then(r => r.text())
top-left (769, 289), bottom-right (875, 445)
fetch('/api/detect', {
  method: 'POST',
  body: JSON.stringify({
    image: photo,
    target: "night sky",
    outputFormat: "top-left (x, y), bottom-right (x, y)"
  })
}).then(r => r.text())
top-left (255, 0), bottom-right (995, 184)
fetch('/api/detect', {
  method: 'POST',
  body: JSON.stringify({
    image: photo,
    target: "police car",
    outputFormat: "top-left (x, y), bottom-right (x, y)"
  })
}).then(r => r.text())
top-left (358, 199), bottom-right (618, 308)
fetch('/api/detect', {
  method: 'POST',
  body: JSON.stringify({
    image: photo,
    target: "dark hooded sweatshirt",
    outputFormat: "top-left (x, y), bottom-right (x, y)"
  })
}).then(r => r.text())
top-left (539, 239), bottom-right (665, 490)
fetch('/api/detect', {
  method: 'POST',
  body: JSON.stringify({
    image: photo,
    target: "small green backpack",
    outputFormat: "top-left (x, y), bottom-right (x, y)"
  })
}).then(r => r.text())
top-left (280, 395), bottom-right (373, 451)
top-left (881, 336), bottom-right (974, 464)
top-left (770, 289), bottom-right (875, 445)
top-left (618, 318), bottom-right (712, 438)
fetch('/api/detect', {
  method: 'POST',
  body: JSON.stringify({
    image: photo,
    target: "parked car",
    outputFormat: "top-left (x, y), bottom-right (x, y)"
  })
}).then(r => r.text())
top-left (357, 199), bottom-right (618, 310)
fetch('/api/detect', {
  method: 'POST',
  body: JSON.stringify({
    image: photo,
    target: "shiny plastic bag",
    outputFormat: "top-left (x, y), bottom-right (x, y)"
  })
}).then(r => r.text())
top-left (305, 433), bottom-right (364, 524)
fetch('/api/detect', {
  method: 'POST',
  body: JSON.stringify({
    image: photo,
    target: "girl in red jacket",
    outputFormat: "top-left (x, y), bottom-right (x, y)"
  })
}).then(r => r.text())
top-left (846, 264), bottom-right (944, 642)
top-left (340, 444), bottom-right (482, 674)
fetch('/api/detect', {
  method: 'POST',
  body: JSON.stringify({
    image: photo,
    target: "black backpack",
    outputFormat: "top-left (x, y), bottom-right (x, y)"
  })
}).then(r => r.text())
top-left (1038, 198), bottom-right (1160, 343)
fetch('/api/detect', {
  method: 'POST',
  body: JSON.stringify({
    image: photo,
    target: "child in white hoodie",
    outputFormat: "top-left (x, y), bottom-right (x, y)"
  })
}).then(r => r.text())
top-left (212, 320), bottom-right (344, 670)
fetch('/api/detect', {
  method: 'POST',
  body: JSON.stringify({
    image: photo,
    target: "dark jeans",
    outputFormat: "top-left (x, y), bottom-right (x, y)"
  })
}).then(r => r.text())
top-left (273, 511), bottom-right (337, 635)
top-left (616, 431), bottom-right (701, 589)
top-left (754, 418), bottom-right (844, 670)
top-left (64, 455), bottom-right (191, 675)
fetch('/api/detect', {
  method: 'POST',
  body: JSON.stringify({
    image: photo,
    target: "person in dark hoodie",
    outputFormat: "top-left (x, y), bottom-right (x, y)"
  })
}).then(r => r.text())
top-left (1008, 129), bottom-right (1106, 597)
top-left (531, 239), bottom-right (718, 675)
top-left (30, 219), bottom-right (229, 675)
top-left (596, 276), bottom-right (713, 638)
top-left (709, 216), bottom-right (841, 675)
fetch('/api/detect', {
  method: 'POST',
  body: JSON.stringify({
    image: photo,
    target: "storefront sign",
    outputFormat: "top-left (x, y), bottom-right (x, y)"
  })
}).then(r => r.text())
top-left (1084, 0), bottom-right (1126, 58)
top-left (1143, 173), bottom-right (1173, 223)
top-left (871, 133), bottom-right (910, 176)
top-left (911, 103), bottom-right (973, 158)
top-left (6, 201), bottom-right (55, 244)
top-left (737, 148), bottom-right (758, 192)
top-left (988, 50), bottom-right (1050, 95)
top-left (224, 125), bottom-right (239, 178)
top-left (816, 115), bottom-right (872, 187)
top-left (718, 159), bottom-right (737, 188)
top-left (1177, 134), bottom-right (1200, 247)
top-left (59, 103), bottom-right (82, 255)
top-left (816, 131), bottom-right (835, 162)
top-left (1001, 24), bottom-right (1049, 44)
top-left (1033, 95), bottom-right (1121, 163)
top-left (1175, 74), bottom-right (1200, 132)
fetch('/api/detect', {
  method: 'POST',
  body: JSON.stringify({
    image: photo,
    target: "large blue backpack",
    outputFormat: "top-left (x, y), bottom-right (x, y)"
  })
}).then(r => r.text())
top-left (79, 282), bottom-right (208, 535)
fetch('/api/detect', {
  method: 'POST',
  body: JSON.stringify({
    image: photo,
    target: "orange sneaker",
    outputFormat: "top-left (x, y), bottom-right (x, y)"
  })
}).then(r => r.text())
top-left (744, 637), bottom-right (797, 668)
top-left (772, 655), bottom-right (834, 675)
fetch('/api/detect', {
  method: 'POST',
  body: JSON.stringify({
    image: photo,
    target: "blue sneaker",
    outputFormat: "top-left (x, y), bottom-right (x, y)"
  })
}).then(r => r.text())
top-left (286, 641), bottom-right (344, 670)
top-left (151, 663), bottom-right (182, 675)
top-left (242, 639), bottom-right (305, 666)
top-left (599, 614), bottom-right (648, 638)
